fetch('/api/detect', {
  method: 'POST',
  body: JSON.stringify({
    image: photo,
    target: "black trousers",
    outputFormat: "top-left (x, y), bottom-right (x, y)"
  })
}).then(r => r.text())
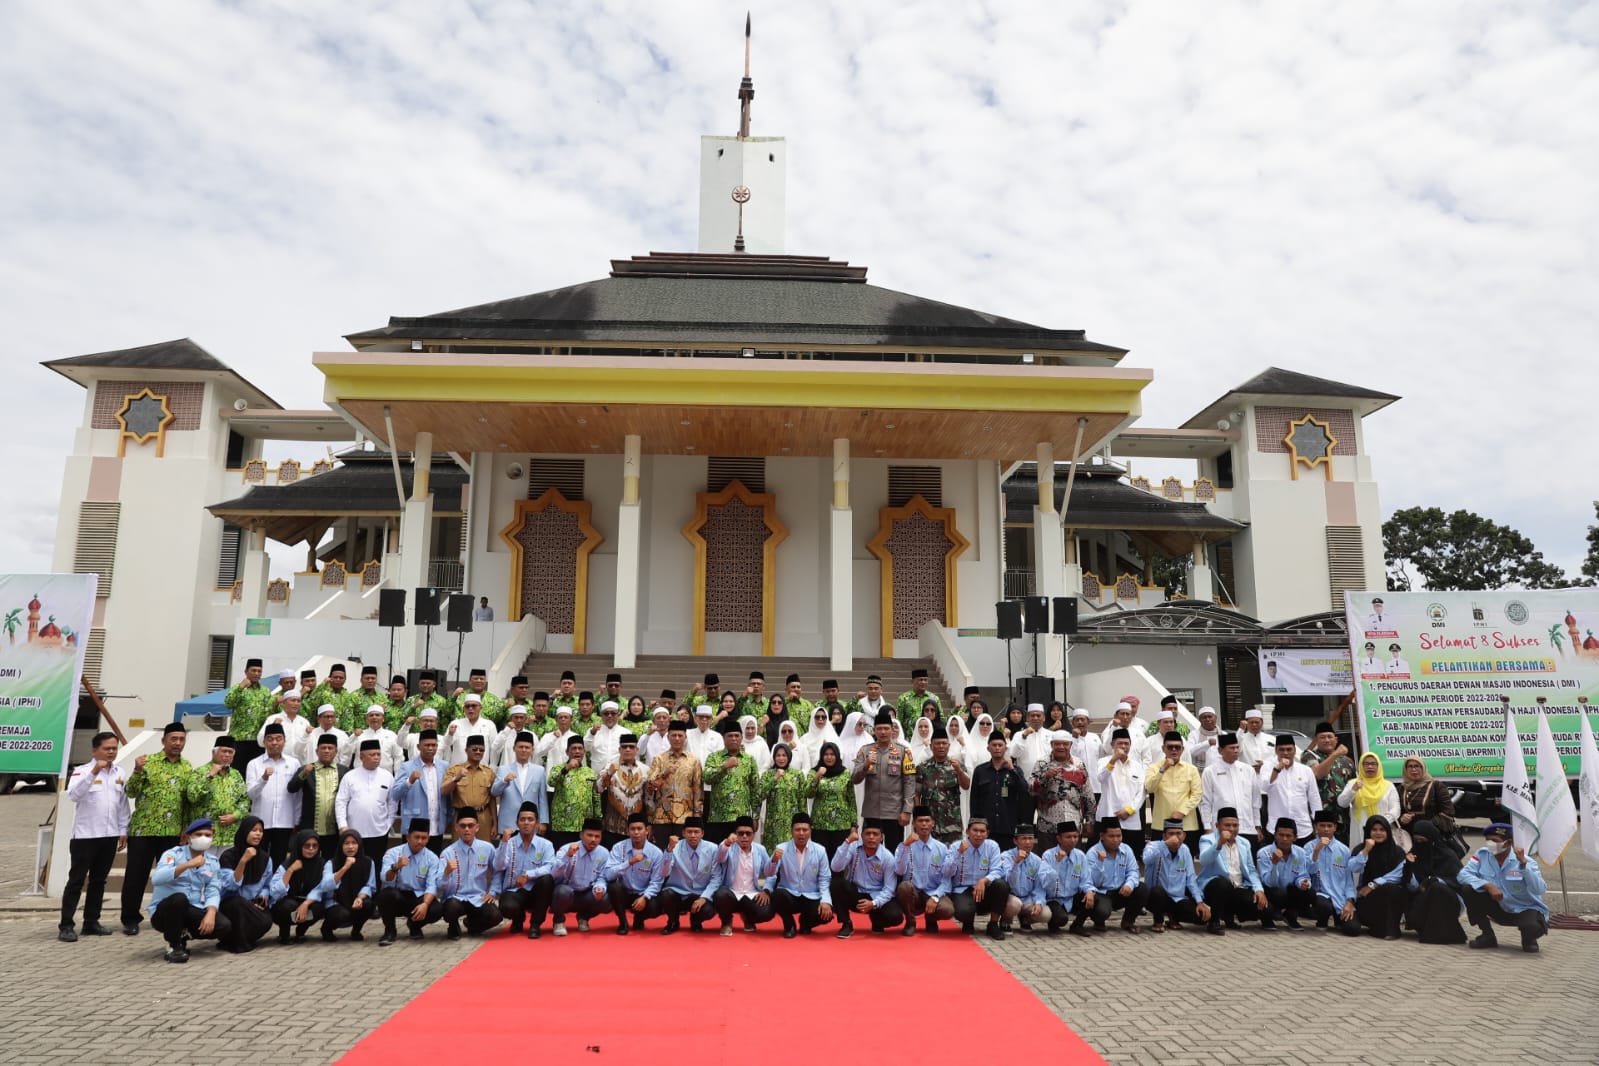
top-left (1084, 884), bottom-right (1149, 927)
top-left (1265, 884), bottom-right (1316, 920)
top-left (948, 882), bottom-right (1013, 928)
top-left (1312, 894), bottom-right (1363, 936)
top-left (442, 896), bottom-right (503, 934)
top-left (772, 888), bottom-right (831, 932)
top-left (1460, 888), bottom-right (1548, 942)
top-left (360, 835), bottom-right (389, 867)
top-left (1146, 887), bottom-right (1203, 925)
top-left (377, 887), bottom-right (443, 933)
top-left (551, 883), bottom-right (610, 923)
top-left (271, 896), bottom-right (324, 935)
top-left (323, 899), bottom-right (374, 935)
top-left (609, 880), bottom-right (663, 924)
top-left (862, 817), bottom-right (906, 847)
top-left (1355, 882), bottom-right (1408, 937)
top-left (712, 888), bottom-right (774, 927)
top-left (119, 834), bottom-right (178, 927)
top-left (61, 836), bottom-right (118, 929)
top-left (499, 875), bottom-right (556, 929)
top-left (150, 895), bottom-right (232, 949)
top-left (217, 896), bottom-right (274, 951)
top-left (1202, 880), bottom-right (1263, 925)
top-left (659, 888), bottom-right (712, 928)
top-left (262, 827), bottom-right (294, 869)
top-left (834, 883), bottom-right (906, 931)
top-left (1047, 897), bottom-right (1085, 930)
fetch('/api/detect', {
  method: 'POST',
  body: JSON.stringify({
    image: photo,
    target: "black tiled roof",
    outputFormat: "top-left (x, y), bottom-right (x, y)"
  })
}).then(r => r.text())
top-left (43, 337), bottom-right (230, 372)
top-left (208, 460), bottom-right (466, 516)
top-left (1227, 367), bottom-right (1397, 402)
top-left (1005, 471), bottom-right (1243, 533)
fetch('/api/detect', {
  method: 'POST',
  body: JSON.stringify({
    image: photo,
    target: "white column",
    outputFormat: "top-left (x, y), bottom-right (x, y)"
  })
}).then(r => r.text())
top-left (829, 439), bottom-right (852, 672)
top-left (239, 527), bottom-right (269, 618)
top-left (396, 432), bottom-right (434, 672)
top-left (613, 435), bottom-right (642, 669)
top-left (1189, 539), bottom-right (1214, 603)
top-left (1033, 443), bottom-right (1065, 684)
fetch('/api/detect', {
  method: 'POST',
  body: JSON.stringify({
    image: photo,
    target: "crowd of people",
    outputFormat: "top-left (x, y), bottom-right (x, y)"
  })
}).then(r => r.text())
top-left (57, 663), bottom-right (1550, 962)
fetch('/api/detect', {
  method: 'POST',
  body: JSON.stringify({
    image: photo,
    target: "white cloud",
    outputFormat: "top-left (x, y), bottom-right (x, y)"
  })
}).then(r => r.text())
top-left (1, 0), bottom-right (1594, 582)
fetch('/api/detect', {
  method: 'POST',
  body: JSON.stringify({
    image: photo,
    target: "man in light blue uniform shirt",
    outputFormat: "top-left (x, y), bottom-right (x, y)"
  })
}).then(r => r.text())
top-left (1306, 809), bottom-right (1361, 936)
top-left (377, 818), bottom-right (444, 945)
top-left (994, 824), bottom-right (1050, 933)
top-left (550, 817), bottom-right (609, 935)
top-left (766, 811), bottom-right (835, 938)
top-left (438, 808), bottom-right (502, 938)
top-left (1140, 817), bottom-right (1209, 931)
top-left (1043, 821), bottom-right (1088, 935)
top-left (659, 816), bottom-right (720, 934)
top-left (707, 815), bottom-right (774, 936)
top-left (605, 812), bottom-right (665, 935)
top-left (894, 806), bottom-right (952, 937)
top-left (491, 731), bottom-right (549, 836)
top-left (495, 801), bottom-right (556, 938)
top-left (148, 818), bottom-right (230, 963)
top-left (1458, 821), bottom-right (1550, 952)
top-left (1256, 817), bottom-right (1314, 928)
top-left (829, 824), bottom-right (903, 937)
top-left (936, 817), bottom-right (1011, 941)
top-left (1077, 818), bottom-right (1147, 935)
top-left (1197, 807), bottom-right (1267, 935)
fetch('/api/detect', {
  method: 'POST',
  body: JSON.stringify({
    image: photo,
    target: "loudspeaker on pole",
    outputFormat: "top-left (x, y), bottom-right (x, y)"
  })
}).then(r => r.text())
top-left (995, 600), bottom-right (1023, 641)
top-left (1051, 596), bottom-right (1078, 635)
top-left (414, 587), bottom-right (441, 627)
top-left (378, 589), bottom-right (407, 628)
top-left (1023, 596), bottom-right (1049, 634)
top-left (445, 593), bottom-right (474, 634)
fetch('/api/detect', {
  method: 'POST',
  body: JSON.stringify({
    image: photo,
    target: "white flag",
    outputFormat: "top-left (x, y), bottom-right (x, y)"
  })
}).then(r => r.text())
top-left (1578, 706), bottom-right (1599, 864)
top-left (1501, 714), bottom-right (1538, 854)
top-left (1533, 707), bottom-right (1577, 864)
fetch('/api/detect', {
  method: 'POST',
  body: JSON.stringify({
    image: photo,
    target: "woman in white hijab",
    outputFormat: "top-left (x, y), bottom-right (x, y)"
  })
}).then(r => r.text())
top-left (740, 714), bottom-right (772, 773)
top-left (966, 713), bottom-right (996, 774)
top-left (775, 719), bottom-right (803, 768)
top-left (837, 711), bottom-right (872, 767)
top-left (799, 705), bottom-right (839, 771)
top-left (945, 713), bottom-right (970, 769)
top-left (908, 716), bottom-right (935, 765)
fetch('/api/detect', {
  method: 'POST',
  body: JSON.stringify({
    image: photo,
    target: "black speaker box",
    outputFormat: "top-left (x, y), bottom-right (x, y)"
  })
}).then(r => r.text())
top-left (414, 587), bottom-right (441, 627)
top-left (996, 600), bottom-right (1023, 641)
top-left (445, 593), bottom-right (474, 633)
top-left (1019, 675), bottom-right (1055, 706)
top-left (1023, 596), bottom-right (1049, 634)
top-left (378, 588), bottom-right (407, 628)
top-left (1051, 596), bottom-right (1078, 635)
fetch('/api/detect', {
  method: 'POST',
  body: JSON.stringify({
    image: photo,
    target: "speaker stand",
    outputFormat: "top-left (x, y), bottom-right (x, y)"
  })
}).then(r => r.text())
top-left (424, 624), bottom-right (434, 675)
top-left (1004, 637), bottom-right (1015, 708)
top-left (455, 629), bottom-right (466, 686)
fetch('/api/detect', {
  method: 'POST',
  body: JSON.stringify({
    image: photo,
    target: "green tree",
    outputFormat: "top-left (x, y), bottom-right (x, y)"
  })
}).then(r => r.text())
top-left (1583, 501), bottom-right (1599, 584)
top-left (1383, 507), bottom-right (1568, 591)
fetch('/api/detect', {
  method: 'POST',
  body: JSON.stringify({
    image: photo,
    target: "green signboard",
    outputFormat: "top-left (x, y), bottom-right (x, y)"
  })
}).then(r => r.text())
top-left (0, 574), bottom-right (97, 776)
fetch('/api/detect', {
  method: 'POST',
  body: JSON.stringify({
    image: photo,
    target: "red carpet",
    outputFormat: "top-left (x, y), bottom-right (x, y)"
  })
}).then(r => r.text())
top-left (338, 911), bottom-right (1106, 1064)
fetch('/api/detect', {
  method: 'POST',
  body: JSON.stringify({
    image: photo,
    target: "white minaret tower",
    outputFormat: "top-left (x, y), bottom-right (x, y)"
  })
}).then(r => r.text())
top-left (698, 15), bottom-right (786, 254)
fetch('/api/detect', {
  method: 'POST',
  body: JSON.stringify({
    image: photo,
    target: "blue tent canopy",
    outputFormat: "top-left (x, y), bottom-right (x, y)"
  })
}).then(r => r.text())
top-left (172, 689), bottom-right (229, 723)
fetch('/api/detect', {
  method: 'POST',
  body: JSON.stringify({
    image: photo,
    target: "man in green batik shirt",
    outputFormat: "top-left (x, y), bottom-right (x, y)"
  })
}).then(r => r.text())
top-left (222, 658), bottom-right (277, 750)
top-left (733, 671), bottom-right (772, 723)
top-left (504, 674), bottom-right (533, 718)
top-left (381, 675), bottom-right (410, 732)
top-left (550, 670), bottom-right (581, 717)
top-left (405, 670), bottom-right (449, 724)
top-left (120, 722), bottom-right (199, 933)
top-left (573, 693), bottom-right (600, 736)
top-left (781, 674), bottom-right (816, 736)
top-left (896, 669), bottom-right (940, 736)
top-left (339, 666), bottom-right (386, 733)
top-left (184, 735), bottom-right (251, 847)
top-left (703, 720), bottom-right (761, 842)
top-left (524, 690), bottom-right (557, 738)
top-left (548, 735), bottom-right (600, 847)
top-left (451, 668), bottom-right (507, 726)
top-left (685, 672), bottom-right (723, 713)
top-left (305, 663), bottom-right (349, 728)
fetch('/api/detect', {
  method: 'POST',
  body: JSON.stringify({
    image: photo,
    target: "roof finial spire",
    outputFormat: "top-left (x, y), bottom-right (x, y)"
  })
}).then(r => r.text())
top-left (738, 13), bottom-right (754, 139)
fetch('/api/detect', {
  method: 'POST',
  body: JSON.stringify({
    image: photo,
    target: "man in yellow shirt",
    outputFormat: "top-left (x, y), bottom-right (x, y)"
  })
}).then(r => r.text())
top-left (1145, 731), bottom-right (1203, 856)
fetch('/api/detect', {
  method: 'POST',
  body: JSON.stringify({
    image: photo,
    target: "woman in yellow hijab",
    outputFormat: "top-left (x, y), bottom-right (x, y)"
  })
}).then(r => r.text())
top-left (1337, 752), bottom-right (1400, 845)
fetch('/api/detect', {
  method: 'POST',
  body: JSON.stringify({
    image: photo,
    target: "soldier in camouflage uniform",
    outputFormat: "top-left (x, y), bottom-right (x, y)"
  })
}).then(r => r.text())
top-left (120, 722), bottom-right (199, 933)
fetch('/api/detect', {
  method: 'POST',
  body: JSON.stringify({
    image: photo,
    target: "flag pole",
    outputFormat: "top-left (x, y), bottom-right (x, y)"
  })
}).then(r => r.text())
top-left (1557, 860), bottom-right (1569, 915)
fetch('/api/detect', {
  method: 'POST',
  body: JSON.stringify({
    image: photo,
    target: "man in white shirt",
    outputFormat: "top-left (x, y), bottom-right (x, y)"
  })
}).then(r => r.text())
top-left (1364, 597), bottom-right (1390, 632)
top-left (537, 708), bottom-right (579, 774)
top-left (1187, 707), bottom-right (1222, 771)
top-left (1068, 710), bottom-right (1102, 769)
top-left (1384, 643), bottom-right (1409, 677)
top-left (1008, 703), bottom-right (1054, 780)
top-left (1358, 641), bottom-right (1382, 676)
top-left (60, 731), bottom-right (130, 941)
top-left (443, 694), bottom-right (499, 767)
top-left (1099, 703), bottom-right (1145, 749)
top-left (1095, 728), bottom-right (1147, 853)
top-left (349, 705), bottom-right (402, 775)
top-left (685, 705), bottom-right (726, 763)
top-left (247, 722), bottom-right (302, 866)
top-left (304, 704), bottom-right (351, 766)
top-left (258, 693), bottom-right (316, 754)
top-left (473, 597), bottom-right (494, 622)
top-left (853, 675), bottom-right (891, 721)
top-left (337, 738), bottom-right (397, 864)
top-left (493, 706), bottom-right (531, 766)
top-left (1139, 709), bottom-right (1187, 768)
top-left (1259, 735), bottom-right (1318, 842)
top-left (1200, 733), bottom-right (1262, 842)
top-left (585, 701), bottom-right (629, 772)
top-left (398, 709), bottom-right (440, 763)
top-left (1236, 708), bottom-right (1274, 772)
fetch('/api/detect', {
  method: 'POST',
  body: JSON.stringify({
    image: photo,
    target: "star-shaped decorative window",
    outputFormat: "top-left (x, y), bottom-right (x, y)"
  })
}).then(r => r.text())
top-left (1283, 413), bottom-right (1337, 479)
top-left (114, 388), bottom-right (174, 456)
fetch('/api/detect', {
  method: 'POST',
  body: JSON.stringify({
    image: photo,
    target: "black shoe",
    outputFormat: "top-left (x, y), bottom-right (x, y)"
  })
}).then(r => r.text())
top-left (1468, 931), bottom-right (1497, 949)
top-left (743, 920), bottom-right (756, 932)
top-left (1207, 920), bottom-right (1225, 936)
top-left (836, 925), bottom-right (854, 939)
top-left (1093, 921), bottom-right (1106, 932)
top-left (349, 930), bottom-right (364, 942)
top-left (408, 925), bottom-right (425, 940)
top-left (293, 931), bottom-right (308, 944)
top-left (164, 947), bottom-right (190, 963)
top-left (1224, 919), bottom-right (1240, 930)
top-left (527, 925), bottom-right (541, 940)
top-left (662, 918), bottom-right (679, 936)
top-left (276, 929), bottom-right (291, 945)
top-left (83, 922), bottom-right (114, 936)
top-left (379, 930), bottom-right (397, 946)
top-left (1260, 916), bottom-right (1276, 930)
top-left (987, 922), bottom-right (1006, 942)
top-left (122, 922), bottom-right (140, 936)
top-left (58, 927), bottom-right (78, 943)
top-left (1521, 938), bottom-right (1541, 953)
top-left (1284, 916), bottom-right (1303, 930)
top-left (446, 923), bottom-right (461, 941)
top-left (633, 914), bottom-right (646, 931)
top-left (1315, 918), bottom-right (1328, 929)
top-left (782, 928), bottom-right (798, 939)
top-left (960, 921), bottom-right (975, 935)
top-left (901, 924), bottom-right (915, 937)
top-left (616, 923), bottom-right (629, 936)
top-left (321, 927), bottom-right (338, 942)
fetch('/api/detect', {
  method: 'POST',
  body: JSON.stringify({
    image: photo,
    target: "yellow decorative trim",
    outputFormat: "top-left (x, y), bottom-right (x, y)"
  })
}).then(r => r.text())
top-left (1284, 413), bottom-right (1337, 482)
top-left (114, 388), bottom-right (174, 458)
top-left (866, 494), bottom-right (970, 658)
top-left (681, 480), bottom-right (788, 657)
top-left (498, 489), bottom-right (603, 654)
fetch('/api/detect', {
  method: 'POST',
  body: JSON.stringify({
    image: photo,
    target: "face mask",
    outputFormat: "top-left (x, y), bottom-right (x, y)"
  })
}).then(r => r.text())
top-left (1488, 840), bottom-right (1511, 856)
top-left (189, 835), bottom-right (214, 852)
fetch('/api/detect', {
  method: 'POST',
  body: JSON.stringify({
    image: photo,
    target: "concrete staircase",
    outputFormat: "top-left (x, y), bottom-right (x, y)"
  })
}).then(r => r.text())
top-left (516, 653), bottom-right (958, 710)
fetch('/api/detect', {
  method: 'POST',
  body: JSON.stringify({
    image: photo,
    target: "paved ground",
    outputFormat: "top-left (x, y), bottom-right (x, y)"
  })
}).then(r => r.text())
top-left (5, 786), bottom-right (1599, 1065)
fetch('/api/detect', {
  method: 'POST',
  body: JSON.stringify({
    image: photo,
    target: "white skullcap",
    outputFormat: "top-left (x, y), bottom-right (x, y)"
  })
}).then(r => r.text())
top-left (463, 694), bottom-right (482, 705)
top-left (363, 704), bottom-right (383, 716)
top-left (1198, 706), bottom-right (1218, 717)
top-left (1050, 730), bottom-right (1074, 743)
top-left (419, 708), bottom-right (439, 719)
top-left (600, 700), bottom-right (620, 712)
top-left (1026, 702), bottom-right (1045, 714)
top-left (318, 703), bottom-right (338, 716)
top-left (508, 704), bottom-right (528, 716)
top-left (1243, 708), bottom-right (1263, 720)
top-left (1115, 702), bottom-right (1132, 712)
top-left (1069, 708), bottom-right (1091, 720)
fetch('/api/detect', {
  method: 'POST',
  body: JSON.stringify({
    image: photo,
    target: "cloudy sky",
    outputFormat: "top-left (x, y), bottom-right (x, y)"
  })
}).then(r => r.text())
top-left (4, 1), bottom-right (1596, 581)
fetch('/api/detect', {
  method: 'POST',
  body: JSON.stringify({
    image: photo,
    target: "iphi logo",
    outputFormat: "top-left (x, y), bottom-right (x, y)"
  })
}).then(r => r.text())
top-left (1504, 600), bottom-right (1530, 625)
